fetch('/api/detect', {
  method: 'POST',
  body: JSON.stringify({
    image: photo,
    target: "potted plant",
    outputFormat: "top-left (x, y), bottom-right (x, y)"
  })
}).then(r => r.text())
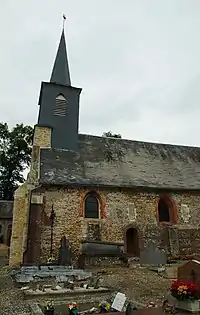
top-left (47, 257), bottom-right (56, 265)
top-left (44, 301), bottom-right (55, 315)
top-left (171, 280), bottom-right (200, 312)
top-left (68, 302), bottom-right (79, 315)
top-left (98, 302), bottom-right (111, 313)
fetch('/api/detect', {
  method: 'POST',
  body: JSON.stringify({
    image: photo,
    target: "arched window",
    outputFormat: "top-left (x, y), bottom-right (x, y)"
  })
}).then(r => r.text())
top-left (157, 196), bottom-right (177, 224)
top-left (54, 94), bottom-right (67, 116)
top-left (84, 193), bottom-right (99, 219)
top-left (158, 198), bottom-right (170, 222)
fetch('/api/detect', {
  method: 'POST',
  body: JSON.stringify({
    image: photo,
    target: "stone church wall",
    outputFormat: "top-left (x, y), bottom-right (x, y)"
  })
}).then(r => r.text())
top-left (40, 187), bottom-right (200, 263)
top-left (9, 122), bottom-right (200, 266)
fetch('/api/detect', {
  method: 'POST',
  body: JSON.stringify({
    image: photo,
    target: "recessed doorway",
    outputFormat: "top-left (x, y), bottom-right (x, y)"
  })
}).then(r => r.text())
top-left (125, 227), bottom-right (139, 256)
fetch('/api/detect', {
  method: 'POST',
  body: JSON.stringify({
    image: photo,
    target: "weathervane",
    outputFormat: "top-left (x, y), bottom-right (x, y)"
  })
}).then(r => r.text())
top-left (63, 14), bottom-right (66, 29)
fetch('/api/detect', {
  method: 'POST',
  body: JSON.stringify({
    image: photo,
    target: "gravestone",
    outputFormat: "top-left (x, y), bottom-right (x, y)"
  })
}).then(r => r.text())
top-left (178, 260), bottom-right (200, 286)
top-left (21, 266), bottom-right (38, 274)
top-left (140, 241), bottom-right (167, 266)
top-left (125, 303), bottom-right (133, 315)
top-left (111, 292), bottom-right (127, 311)
top-left (88, 276), bottom-right (95, 288)
top-left (93, 277), bottom-right (100, 289)
top-left (58, 236), bottom-right (72, 265)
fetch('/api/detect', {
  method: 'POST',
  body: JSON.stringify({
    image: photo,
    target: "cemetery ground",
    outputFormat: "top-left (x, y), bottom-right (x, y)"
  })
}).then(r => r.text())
top-left (0, 265), bottom-right (173, 315)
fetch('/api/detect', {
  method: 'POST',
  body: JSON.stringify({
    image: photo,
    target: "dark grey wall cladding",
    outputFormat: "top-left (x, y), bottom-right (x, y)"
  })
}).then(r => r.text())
top-left (39, 134), bottom-right (200, 189)
top-left (38, 82), bottom-right (81, 151)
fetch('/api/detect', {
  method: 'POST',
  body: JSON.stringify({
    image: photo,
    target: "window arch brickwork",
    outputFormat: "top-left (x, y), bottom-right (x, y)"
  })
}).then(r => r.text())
top-left (84, 193), bottom-right (99, 218)
top-left (156, 194), bottom-right (178, 224)
top-left (79, 190), bottom-right (106, 219)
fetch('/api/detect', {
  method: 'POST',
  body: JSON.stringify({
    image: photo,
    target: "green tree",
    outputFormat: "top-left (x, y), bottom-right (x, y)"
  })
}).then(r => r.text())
top-left (0, 123), bottom-right (33, 200)
top-left (102, 130), bottom-right (122, 139)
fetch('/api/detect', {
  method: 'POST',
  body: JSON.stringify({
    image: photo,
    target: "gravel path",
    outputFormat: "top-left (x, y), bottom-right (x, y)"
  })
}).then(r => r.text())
top-left (0, 268), bottom-right (30, 315)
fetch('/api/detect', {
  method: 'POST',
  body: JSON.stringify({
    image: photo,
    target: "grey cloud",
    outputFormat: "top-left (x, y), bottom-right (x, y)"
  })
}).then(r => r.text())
top-left (1, 0), bottom-right (200, 146)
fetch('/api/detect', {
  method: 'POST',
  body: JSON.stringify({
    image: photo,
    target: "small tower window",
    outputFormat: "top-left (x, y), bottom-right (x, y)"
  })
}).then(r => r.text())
top-left (84, 193), bottom-right (99, 219)
top-left (54, 94), bottom-right (67, 116)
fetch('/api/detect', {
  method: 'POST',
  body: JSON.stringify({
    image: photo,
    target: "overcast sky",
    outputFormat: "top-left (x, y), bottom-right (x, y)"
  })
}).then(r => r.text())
top-left (1, 0), bottom-right (200, 146)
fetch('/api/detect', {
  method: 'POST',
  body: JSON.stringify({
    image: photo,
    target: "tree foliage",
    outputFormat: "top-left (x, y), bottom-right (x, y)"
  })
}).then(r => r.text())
top-left (0, 123), bottom-right (33, 200)
top-left (102, 130), bottom-right (122, 139)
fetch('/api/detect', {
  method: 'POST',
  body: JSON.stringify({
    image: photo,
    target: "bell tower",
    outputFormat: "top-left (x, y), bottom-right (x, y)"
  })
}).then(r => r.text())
top-left (37, 26), bottom-right (82, 151)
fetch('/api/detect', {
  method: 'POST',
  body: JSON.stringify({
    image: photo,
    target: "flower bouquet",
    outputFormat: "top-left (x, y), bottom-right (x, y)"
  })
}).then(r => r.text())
top-left (68, 302), bottom-right (79, 315)
top-left (44, 301), bottom-right (55, 315)
top-left (47, 256), bottom-right (56, 264)
top-left (171, 280), bottom-right (200, 301)
top-left (171, 280), bottom-right (200, 312)
top-left (98, 303), bottom-right (111, 313)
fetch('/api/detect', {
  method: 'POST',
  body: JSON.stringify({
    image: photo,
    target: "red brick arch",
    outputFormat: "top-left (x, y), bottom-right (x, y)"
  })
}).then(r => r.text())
top-left (79, 189), bottom-right (106, 219)
top-left (156, 194), bottom-right (178, 225)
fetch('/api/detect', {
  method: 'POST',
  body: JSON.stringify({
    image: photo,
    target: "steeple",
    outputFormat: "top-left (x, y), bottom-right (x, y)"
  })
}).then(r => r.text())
top-left (50, 29), bottom-right (71, 86)
top-left (37, 21), bottom-right (82, 151)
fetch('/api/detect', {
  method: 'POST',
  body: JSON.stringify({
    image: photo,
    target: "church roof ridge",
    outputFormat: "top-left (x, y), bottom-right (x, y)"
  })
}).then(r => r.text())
top-left (78, 133), bottom-right (200, 150)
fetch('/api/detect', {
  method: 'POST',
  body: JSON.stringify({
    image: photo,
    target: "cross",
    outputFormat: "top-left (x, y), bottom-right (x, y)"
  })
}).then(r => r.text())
top-left (63, 14), bottom-right (66, 30)
top-left (191, 269), bottom-right (196, 283)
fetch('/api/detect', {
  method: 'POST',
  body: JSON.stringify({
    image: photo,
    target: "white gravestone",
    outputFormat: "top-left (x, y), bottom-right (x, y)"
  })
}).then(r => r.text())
top-left (111, 292), bottom-right (127, 311)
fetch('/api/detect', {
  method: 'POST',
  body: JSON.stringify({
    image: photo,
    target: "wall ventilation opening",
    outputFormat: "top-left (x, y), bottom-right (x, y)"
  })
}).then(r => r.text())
top-left (54, 94), bottom-right (67, 116)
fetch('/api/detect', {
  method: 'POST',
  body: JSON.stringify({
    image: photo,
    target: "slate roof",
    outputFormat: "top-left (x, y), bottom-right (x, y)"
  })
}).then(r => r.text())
top-left (50, 29), bottom-right (71, 86)
top-left (0, 201), bottom-right (13, 219)
top-left (39, 134), bottom-right (200, 190)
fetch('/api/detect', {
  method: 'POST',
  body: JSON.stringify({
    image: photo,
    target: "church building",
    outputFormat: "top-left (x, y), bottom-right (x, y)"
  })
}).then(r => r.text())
top-left (9, 27), bottom-right (200, 267)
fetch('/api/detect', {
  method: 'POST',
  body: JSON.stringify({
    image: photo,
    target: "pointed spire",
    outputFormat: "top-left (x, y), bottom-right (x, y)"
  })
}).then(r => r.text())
top-left (50, 28), bottom-right (71, 86)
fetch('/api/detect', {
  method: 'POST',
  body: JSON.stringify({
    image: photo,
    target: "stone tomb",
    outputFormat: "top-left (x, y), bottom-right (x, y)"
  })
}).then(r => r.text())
top-left (140, 241), bottom-right (167, 266)
top-left (12, 265), bottom-right (92, 284)
top-left (178, 260), bottom-right (200, 287)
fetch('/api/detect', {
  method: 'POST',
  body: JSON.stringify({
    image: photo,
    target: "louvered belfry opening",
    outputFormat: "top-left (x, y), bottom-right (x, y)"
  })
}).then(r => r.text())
top-left (54, 94), bottom-right (67, 116)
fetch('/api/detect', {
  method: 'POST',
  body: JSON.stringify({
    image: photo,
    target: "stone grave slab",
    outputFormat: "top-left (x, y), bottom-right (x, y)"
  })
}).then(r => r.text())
top-left (140, 241), bottom-right (167, 266)
top-left (13, 265), bottom-right (92, 283)
top-left (52, 265), bottom-right (72, 272)
top-left (56, 275), bottom-right (69, 282)
top-left (15, 274), bottom-right (34, 283)
top-left (178, 260), bottom-right (200, 286)
top-left (21, 266), bottom-right (39, 274)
